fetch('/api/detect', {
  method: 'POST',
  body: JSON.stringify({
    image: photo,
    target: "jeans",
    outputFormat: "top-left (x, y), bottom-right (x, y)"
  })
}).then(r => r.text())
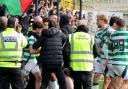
top-left (41, 64), bottom-right (67, 89)
top-left (0, 67), bottom-right (24, 89)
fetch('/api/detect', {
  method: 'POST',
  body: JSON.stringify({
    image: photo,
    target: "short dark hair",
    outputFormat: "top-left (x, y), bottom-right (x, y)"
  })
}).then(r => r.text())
top-left (7, 16), bottom-right (17, 28)
top-left (76, 25), bottom-right (89, 33)
top-left (109, 16), bottom-right (125, 27)
top-left (32, 21), bottom-right (43, 30)
top-left (49, 10), bottom-right (56, 16)
top-left (43, 17), bottom-right (50, 23)
top-left (109, 16), bottom-right (119, 26)
top-left (59, 15), bottom-right (70, 27)
top-left (49, 13), bottom-right (57, 16)
top-left (116, 18), bottom-right (125, 27)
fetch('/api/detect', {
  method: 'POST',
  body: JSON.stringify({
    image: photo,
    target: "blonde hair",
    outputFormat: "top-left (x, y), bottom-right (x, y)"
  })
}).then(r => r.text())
top-left (97, 14), bottom-right (108, 23)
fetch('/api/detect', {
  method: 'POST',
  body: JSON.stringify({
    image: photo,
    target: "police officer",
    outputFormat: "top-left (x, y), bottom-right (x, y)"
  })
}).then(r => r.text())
top-left (0, 16), bottom-right (27, 89)
top-left (65, 25), bottom-right (94, 89)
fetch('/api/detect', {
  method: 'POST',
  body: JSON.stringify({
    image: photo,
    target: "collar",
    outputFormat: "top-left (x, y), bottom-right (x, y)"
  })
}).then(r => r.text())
top-left (5, 28), bottom-right (15, 31)
top-left (99, 24), bottom-right (109, 31)
top-left (102, 24), bottom-right (109, 29)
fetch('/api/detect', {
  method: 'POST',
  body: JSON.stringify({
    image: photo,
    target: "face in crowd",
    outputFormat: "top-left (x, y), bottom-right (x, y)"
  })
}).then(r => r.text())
top-left (96, 15), bottom-right (108, 28)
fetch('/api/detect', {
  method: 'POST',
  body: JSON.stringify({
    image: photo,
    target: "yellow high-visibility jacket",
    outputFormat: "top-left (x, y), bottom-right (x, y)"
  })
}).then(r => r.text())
top-left (0, 28), bottom-right (27, 68)
top-left (69, 32), bottom-right (94, 71)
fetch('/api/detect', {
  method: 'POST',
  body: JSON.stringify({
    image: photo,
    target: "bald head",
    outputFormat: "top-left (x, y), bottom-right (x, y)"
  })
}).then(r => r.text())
top-left (0, 16), bottom-right (8, 29)
top-left (34, 16), bottom-right (43, 23)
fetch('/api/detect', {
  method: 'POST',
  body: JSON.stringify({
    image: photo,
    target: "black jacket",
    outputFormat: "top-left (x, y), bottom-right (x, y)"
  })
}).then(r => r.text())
top-left (61, 24), bottom-right (74, 36)
top-left (33, 27), bottom-right (66, 65)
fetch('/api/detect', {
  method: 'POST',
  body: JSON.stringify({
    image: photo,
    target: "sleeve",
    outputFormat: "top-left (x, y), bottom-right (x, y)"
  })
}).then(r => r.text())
top-left (109, 32), bottom-right (113, 42)
top-left (94, 32), bottom-right (102, 55)
top-left (108, 32), bottom-right (114, 51)
top-left (102, 43), bottom-right (109, 59)
top-left (63, 37), bottom-right (71, 68)
top-left (61, 27), bottom-right (68, 36)
top-left (33, 37), bottom-right (43, 49)
top-left (20, 33), bottom-right (28, 48)
top-left (28, 36), bottom-right (35, 48)
top-left (90, 35), bottom-right (94, 50)
top-left (93, 44), bottom-right (98, 58)
top-left (94, 32), bottom-right (101, 47)
top-left (103, 30), bottom-right (114, 59)
top-left (62, 33), bottom-right (67, 45)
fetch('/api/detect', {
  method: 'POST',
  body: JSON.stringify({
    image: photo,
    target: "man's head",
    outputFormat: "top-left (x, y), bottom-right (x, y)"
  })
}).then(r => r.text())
top-left (109, 16), bottom-right (125, 29)
top-left (34, 16), bottom-right (43, 23)
top-left (116, 18), bottom-right (125, 28)
top-left (59, 14), bottom-right (70, 27)
top-left (96, 14), bottom-right (108, 28)
top-left (0, 16), bottom-right (8, 29)
top-left (32, 21), bottom-right (43, 36)
top-left (76, 25), bottom-right (89, 33)
top-left (43, 17), bottom-right (49, 29)
top-left (75, 11), bottom-right (79, 19)
top-left (7, 16), bottom-right (19, 29)
top-left (49, 14), bottom-right (58, 24)
top-left (48, 19), bottom-right (57, 28)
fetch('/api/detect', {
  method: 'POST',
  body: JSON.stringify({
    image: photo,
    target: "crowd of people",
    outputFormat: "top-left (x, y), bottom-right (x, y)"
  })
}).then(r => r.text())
top-left (0, 1), bottom-right (128, 89)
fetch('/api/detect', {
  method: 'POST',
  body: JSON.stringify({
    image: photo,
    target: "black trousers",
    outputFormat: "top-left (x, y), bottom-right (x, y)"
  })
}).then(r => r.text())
top-left (71, 71), bottom-right (93, 89)
top-left (41, 64), bottom-right (67, 89)
top-left (0, 67), bottom-right (24, 89)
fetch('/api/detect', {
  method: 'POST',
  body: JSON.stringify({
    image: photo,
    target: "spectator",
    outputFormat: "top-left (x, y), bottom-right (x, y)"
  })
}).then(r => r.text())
top-left (49, 14), bottom-right (58, 24)
top-left (25, 15), bottom-right (43, 89)
top-left (22, 22), bottom-right (43, 89)
top-left (30, 19), bottom-right (67, 89)
top-left (60, 15), bottom-right (74, 89)
top-left (0, 16), bottom-right (8, 32)
top-left (34, 16), bottom-right (43, 23)
top-left (59, 14), bottom-right (74, 36)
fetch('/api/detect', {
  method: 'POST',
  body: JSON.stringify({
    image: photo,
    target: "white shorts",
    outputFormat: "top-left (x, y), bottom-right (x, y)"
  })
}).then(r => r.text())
top-left (105, 64), bottom-right (114, 77)
top-left (106, 64), bottom-right (128, 80)
top-left (94, 59), bottom-right (107, 74)
top-left (21, 61), bottom-right (40, 76)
